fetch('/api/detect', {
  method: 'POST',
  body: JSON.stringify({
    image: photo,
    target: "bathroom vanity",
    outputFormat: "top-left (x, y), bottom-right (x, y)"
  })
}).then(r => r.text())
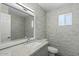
top-left (0, 3), bottom-right (48, 56)
top-left (0, 39), bottom-right (48, 56)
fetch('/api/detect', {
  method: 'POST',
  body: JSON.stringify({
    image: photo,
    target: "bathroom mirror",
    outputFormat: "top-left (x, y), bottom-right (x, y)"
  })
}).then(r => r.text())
top-left (0, 3), bottom-right (35, 44)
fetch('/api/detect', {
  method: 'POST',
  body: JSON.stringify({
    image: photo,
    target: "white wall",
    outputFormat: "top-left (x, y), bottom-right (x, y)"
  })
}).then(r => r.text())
top-left (0, 4), bottom-right (11, 42)
top-left (47, 4), bottom-right (79, 56)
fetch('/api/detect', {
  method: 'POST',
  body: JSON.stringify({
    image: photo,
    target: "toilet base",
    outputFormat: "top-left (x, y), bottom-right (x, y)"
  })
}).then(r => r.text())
top-left (48, 52), bottom-right (56, 56)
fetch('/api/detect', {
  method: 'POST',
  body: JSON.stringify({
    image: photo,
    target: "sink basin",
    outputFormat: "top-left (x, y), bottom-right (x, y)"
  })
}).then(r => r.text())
top-left (26, 42), bottom-right (41, 48)
top-left (25, 39), bottom-right (48, 48)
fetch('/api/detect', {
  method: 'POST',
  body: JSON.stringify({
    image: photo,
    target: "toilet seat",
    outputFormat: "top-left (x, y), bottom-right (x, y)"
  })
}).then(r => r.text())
top-left (48, 46), bottom-right (58, 54)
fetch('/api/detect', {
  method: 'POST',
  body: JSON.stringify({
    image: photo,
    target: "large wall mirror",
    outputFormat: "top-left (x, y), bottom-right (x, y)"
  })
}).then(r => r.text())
top-left (0, 3), bottom-right (35, 44)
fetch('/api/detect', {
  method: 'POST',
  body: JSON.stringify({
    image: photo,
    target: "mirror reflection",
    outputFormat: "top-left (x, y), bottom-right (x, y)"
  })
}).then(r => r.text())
top-left (0, 3), bottom-right (34, 43)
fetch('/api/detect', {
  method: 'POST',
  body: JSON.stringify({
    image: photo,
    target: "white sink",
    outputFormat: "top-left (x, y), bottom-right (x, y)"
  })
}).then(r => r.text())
top-left (26, 42), bottom-right (41, 48)
top-left (25, 39), bottom-right (48, 48)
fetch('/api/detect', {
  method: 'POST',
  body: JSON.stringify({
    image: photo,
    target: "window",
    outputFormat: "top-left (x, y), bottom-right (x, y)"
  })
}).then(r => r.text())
top-left (58, 13), bottom-right (72, 26)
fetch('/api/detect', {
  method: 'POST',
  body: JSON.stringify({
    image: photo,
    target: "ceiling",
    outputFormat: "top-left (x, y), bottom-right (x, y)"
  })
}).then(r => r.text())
top-left (38, 3), bottom-right (71, 12)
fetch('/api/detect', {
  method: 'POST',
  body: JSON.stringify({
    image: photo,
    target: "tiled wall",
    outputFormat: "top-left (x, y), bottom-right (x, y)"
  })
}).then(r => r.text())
top-left (46, 4), bottom-right (79, 56)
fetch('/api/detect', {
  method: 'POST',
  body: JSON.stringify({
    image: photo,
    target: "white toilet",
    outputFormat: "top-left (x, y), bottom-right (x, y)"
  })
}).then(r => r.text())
top-left (48, 46), bottom-right (58, 56)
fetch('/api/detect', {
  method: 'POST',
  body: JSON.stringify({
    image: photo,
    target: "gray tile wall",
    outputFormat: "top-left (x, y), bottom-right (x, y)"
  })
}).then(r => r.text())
top-left (46, 4), bottom-right (79, 56)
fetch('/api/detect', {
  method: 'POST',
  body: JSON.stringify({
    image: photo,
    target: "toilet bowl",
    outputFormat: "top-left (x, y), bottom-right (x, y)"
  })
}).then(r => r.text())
top-left (48, 46), bottom-right (58, 56)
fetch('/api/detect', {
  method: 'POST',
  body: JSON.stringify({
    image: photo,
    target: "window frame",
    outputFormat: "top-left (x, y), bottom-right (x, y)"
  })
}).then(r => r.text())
top-left (58, 13), bottom-right (72, 26)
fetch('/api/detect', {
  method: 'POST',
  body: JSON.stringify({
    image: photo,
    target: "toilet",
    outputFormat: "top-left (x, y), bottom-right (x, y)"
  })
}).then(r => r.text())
top-left (48, 46), bottom-right (58, 56)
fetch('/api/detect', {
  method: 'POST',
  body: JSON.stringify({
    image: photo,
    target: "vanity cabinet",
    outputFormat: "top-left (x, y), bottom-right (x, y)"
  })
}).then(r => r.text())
top-left (31, 44), bottom-right (48, 56)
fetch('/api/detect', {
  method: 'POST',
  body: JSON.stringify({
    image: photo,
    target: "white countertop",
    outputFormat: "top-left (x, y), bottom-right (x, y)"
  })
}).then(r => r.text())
top-left (0, 38), bottom-right (28, 50)
top-left (0, 39), bottom-right (48, 56)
